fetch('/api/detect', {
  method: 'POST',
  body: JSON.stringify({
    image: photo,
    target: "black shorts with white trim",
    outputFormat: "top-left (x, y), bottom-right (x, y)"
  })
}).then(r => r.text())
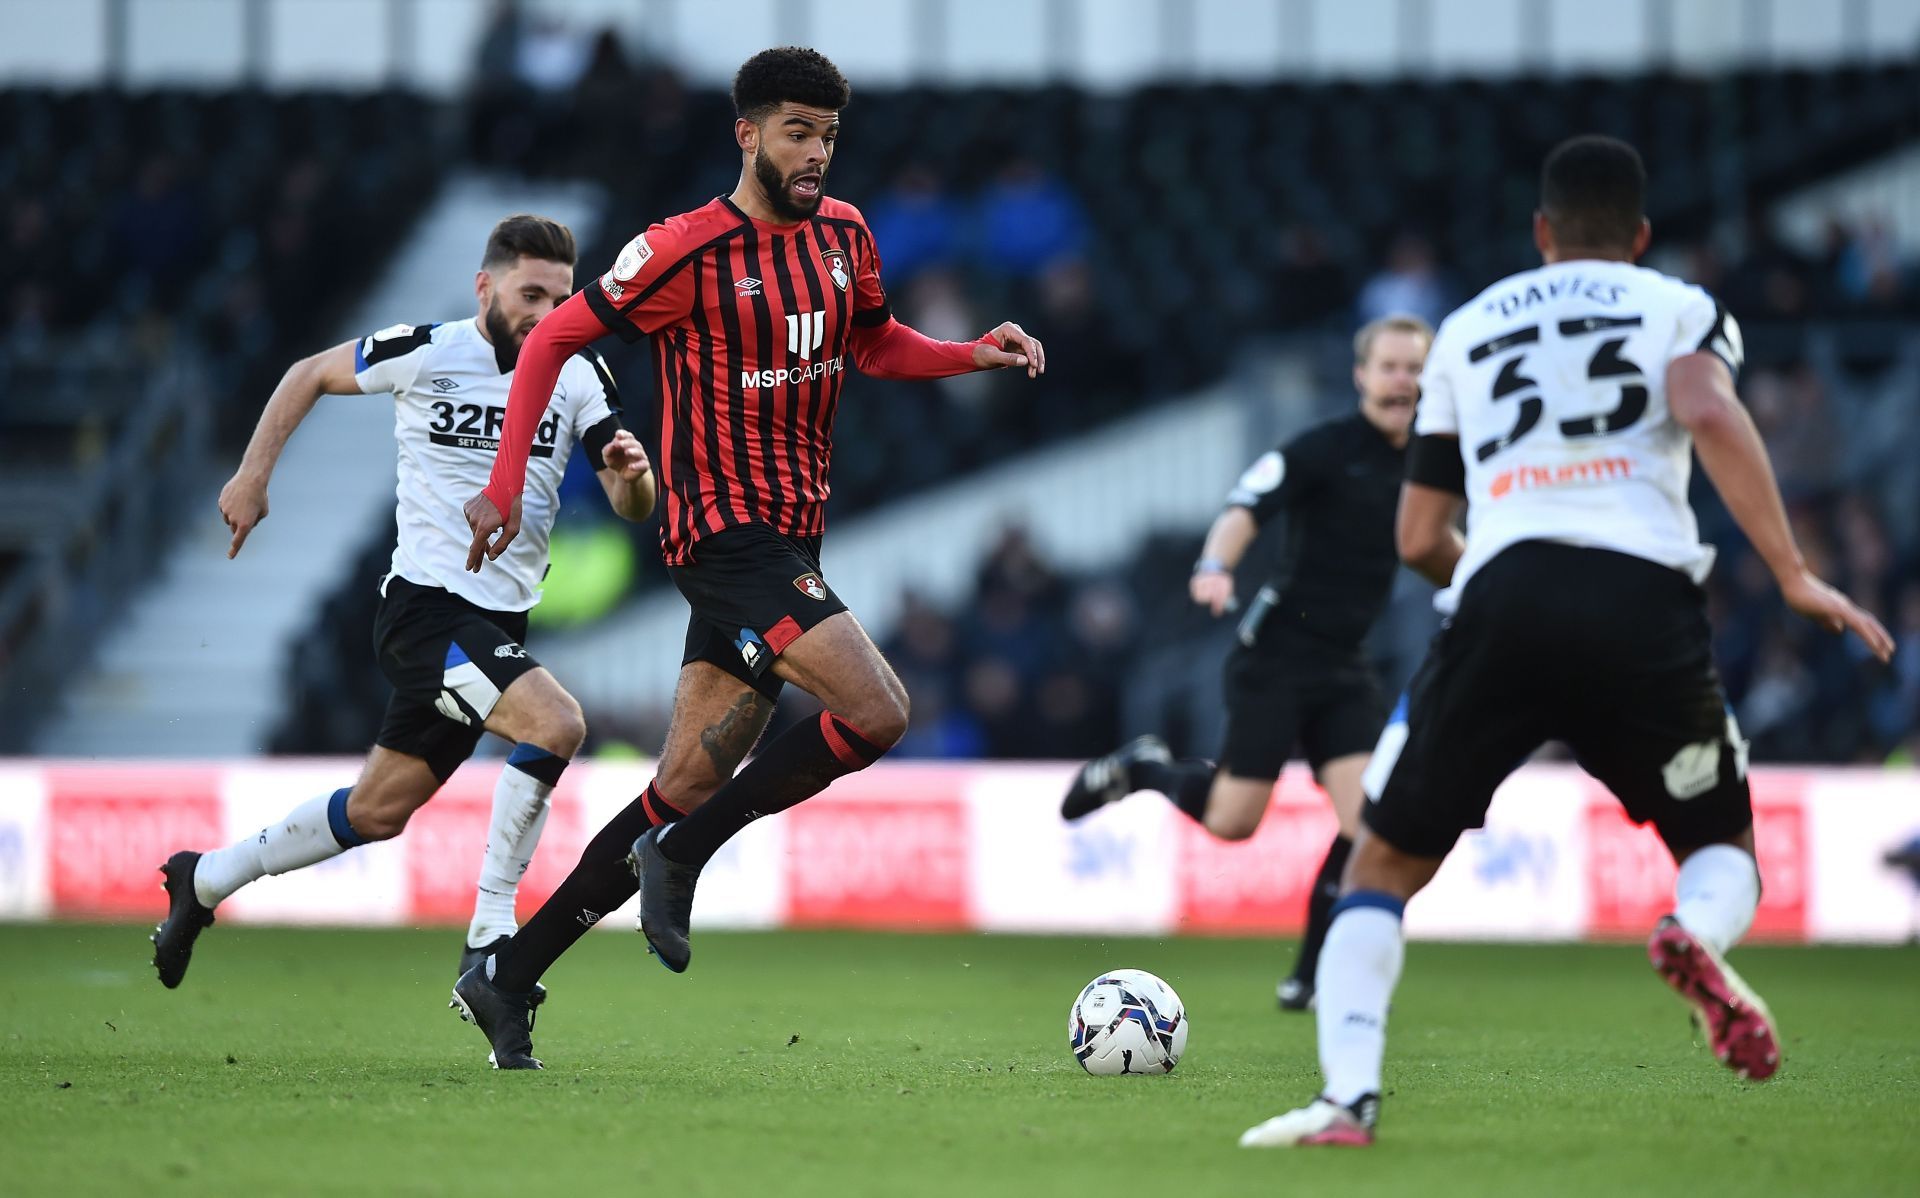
top-left (1363, 540), bottom-right (1752, 858)
top-left (371, 575), bottom-right (542, 781)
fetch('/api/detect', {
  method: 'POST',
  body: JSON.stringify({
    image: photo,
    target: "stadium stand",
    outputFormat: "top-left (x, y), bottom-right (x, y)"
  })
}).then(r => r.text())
top-left (5, 64), bottom-right (1912, 764)
top-left (0, 89), bottom-right (450, 749)
top-left (477, 64), bottom-right (1916, 768)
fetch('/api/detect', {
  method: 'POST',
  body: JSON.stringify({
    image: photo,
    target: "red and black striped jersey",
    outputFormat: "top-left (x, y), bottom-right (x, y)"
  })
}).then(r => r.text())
top-left (582, 196), bottom-right (882, 561)
top-left (482, 195), bottom-right (990, 565)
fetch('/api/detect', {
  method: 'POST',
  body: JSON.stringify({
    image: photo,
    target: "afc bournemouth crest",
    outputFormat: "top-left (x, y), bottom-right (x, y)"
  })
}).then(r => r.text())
top-left (794, 573), bottom-right (828, 601)
top-left (821, 248), bottom-right (850, 292)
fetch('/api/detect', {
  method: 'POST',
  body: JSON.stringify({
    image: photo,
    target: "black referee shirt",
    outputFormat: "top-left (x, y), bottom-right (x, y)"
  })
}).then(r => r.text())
top-left (1226, 412), bottom-right (1406, 648)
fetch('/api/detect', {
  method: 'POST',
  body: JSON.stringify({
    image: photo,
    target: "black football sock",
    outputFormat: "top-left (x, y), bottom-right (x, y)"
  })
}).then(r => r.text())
top-left (1293, 833), bottom-right (1354, 984)
top-left (657, 712), bottom-right (885, 868)
top-left (488, 782), bottom-right (685, 993)
top-left (1132, 756), bottom-right (1218, 824)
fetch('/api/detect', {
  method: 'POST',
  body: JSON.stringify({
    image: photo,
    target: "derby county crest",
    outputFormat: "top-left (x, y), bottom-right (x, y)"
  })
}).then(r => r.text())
top-left (821, 248), bottom-right (850, 292)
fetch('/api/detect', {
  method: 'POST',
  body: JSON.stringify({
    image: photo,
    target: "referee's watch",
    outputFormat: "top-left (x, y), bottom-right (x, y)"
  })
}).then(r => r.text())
top-left (1193, 557), bottom-right (1229, 576)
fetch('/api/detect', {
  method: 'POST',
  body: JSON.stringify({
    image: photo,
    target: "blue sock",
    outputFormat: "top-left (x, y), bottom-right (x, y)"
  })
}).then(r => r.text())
top-left (326, 787), bottom-right (368, 849)
top-left (506, 742), bottom-right (569, 787)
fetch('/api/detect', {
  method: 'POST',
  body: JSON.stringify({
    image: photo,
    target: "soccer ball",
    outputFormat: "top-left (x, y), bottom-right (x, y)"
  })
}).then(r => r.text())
top-left (1068, 968), bottom-right (1189, 1075)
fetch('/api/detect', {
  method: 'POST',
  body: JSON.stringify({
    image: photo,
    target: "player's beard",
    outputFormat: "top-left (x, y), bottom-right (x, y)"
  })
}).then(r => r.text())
top-left (484, 296), bottom-right (531, 373)
top-left (755, 147), bottom-right (824, 222)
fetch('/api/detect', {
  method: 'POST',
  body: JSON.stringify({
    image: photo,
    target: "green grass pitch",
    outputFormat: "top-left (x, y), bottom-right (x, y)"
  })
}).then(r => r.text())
top-left (2, 924), bottom-right (1914, 1196)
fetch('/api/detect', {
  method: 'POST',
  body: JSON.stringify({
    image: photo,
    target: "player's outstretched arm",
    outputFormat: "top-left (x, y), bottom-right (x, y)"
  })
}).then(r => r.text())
top-left (219, 341), bottom-right (359, 559)
top-left (848, 317), bottom-right (1045, 381)
top-left (464, 292), bottom-right (605, 571)
top-left (1191, 507), bottom-right (1259, 616)
top-left (595, 429), bottom-right (657, 523)
top-left (1670, 352), bottom-right (1894, 662)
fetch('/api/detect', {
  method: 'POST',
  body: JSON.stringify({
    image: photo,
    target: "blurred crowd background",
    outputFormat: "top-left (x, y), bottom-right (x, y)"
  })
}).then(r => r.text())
top-left (1, 0), bottom-right (1915, 767)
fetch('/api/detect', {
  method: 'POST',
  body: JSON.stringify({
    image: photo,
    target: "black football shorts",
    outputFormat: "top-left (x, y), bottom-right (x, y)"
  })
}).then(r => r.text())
top-left (1363, 540), bottom-right (1753, 858)
top-left (371, 574), bottom-right (541, 781)
top-left (1220, 628), bottom-right (1388, 781)
top-left (669, 523), bottom-right (849, 700)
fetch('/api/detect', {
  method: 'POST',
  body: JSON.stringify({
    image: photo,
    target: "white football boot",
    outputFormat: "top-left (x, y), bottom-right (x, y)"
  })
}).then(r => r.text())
top-left (1240, 1093), bottom-right (1378, 1148)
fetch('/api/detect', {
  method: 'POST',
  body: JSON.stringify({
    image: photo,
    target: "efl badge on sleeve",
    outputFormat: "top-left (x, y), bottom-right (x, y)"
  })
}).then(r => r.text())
top-left (612, 233), bottom-right (654, 281)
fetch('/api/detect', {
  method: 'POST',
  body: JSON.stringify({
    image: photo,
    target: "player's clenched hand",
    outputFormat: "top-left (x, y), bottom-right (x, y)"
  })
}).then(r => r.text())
top-left (602, 429), bottom-right (652, 481)
top-left (1190, 569), bottom-right (1235, 617)
top-left (218, 471), bottom-right (269, 559)
top-left (973, 322), bottom-right (1046, 378)
top-left (463, 492), bottom-right (520, 572)
top-left (1780, 569), bottom-right (1895, 663)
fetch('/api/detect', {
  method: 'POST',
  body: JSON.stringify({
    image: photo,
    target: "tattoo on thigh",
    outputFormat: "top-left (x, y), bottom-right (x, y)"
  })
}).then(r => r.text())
top-left (699, 692), bottom-right (770, 776)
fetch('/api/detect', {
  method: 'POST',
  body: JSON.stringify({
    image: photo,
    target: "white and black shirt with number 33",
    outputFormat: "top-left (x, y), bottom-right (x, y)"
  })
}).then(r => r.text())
top-left (1410, 259), bottom-right (1744, 615)
top-left (354, 317), bottom-right (623, 612)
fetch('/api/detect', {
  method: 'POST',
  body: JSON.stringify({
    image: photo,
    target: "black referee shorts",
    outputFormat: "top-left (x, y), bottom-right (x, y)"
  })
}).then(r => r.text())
top-left (670, 523), bottom-right (848, 701)
top-left (371, 575), bottom-right (542, 782)
top-left (1219, 630), bottom-right (1388, 781)
top-left (1363, 540), bottom-right (1753, 859)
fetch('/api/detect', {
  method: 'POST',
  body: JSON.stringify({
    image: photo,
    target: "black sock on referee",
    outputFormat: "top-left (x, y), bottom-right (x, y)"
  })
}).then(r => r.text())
top-left (1132, 757), bottom-right (1217, 824)
top-left (1292, 833), bottom-right (1354, 985)
top-left (489, 783), bottom-right (685, 993)
top-left (657, 712), bottom-right (886, 869)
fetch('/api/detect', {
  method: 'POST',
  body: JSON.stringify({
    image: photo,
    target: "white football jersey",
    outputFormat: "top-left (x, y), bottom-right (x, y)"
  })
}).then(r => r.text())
top-left (353, 318), bottom-right (620, 612)
top-left (1417, 258), bottom-right (1743, 614)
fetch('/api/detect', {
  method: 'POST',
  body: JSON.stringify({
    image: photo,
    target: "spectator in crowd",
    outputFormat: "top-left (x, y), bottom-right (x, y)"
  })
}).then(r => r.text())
top-left (867, 165), bottom-right (966, 285)
top-left (1025, 258), bottom-right (1145, 426)
top-left (1356, 232), bottom-right (1449, 328)
top-left (1743, 365), bottom-right (1840, 500)
top-left (974, 157), bottom-right (1090, 279)
top-left (1270, 222), bottom-right (1350, 327)
top-left (1874, 584), bottom-right (1920, 752)
top-left (515, 15), bottom-right (593, 93)
top-left (1825, 215), bottom-right (1907, 308)
top-left (111, 156), bottom-right (203, 288)
top-left (473, 0), bottom-right (526, 93)
top-left (1724, 213), bottom-right (1813, 320)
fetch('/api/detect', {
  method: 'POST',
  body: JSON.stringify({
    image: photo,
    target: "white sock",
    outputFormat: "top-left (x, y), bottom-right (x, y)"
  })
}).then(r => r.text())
top-left (1315, 897), bottom-right (1405, 1107)
top-left (1673, 843), bottom-right (1760, 955)
top-left (194, 791), bottom-right (357, 907)
top-left (466, 755), bottom-right (558, 948)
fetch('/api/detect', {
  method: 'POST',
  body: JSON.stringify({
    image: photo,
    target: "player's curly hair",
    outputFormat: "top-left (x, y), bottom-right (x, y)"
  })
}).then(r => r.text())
top-left (732, 47), bottom-right (851, 123)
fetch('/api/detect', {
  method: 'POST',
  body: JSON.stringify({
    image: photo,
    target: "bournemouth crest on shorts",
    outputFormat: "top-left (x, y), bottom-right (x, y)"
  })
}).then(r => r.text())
top-left (794, 573), bottom-right (828, 601)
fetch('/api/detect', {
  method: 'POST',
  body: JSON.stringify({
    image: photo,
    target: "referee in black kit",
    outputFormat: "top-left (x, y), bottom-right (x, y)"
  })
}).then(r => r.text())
top-left (1063, 314), bottom-right (1433, 1010)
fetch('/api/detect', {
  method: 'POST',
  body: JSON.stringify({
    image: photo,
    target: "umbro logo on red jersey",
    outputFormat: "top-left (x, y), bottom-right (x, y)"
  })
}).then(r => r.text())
top-left (736, 277), bottom-right (763, 297)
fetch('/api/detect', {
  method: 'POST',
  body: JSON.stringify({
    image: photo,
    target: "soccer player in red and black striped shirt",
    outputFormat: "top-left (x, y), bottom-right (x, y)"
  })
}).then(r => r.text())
top-left (451, 48), bottom-right (1043, 1065)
